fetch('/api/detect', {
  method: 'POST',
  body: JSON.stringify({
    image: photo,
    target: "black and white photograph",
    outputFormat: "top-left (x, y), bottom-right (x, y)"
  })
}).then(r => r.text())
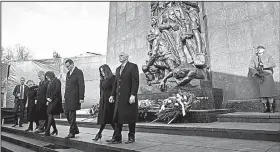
top-left (0, 1), bottom-right (280, 152)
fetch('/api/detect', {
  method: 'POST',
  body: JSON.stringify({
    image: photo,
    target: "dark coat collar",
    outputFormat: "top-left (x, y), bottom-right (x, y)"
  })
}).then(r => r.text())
top-left (67, 67), bottom-right (77, 78)
top-left (118, 61), bottom-right (130, 77)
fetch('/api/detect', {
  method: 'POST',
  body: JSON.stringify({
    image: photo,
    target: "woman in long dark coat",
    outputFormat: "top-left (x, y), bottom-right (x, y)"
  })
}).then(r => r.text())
top-left (25, 80), bottom-right (39, 132)
top-left (45, 71), bottom-right (64, 137)
top-left (92, 64), bottom-right (116, 141)
top-left (35, 71), bottom-right (49, 133)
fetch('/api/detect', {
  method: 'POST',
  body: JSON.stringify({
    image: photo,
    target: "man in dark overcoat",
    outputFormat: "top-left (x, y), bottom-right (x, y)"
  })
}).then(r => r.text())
top-left (249, 46), bottom-right (278, 113)
top-left (64, 59), bottom-right (85, 138)
top-left (12, 77), bottom-right (29, 127)
top-left (107, 52), bottom-right (140, 144)
top-left (35, 71), bottom-right (49, 133)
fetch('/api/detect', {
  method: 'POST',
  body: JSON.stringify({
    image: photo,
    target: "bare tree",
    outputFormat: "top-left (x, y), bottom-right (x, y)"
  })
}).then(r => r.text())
top-left (14, 44), bottom-right (33, 61)
top-left (1, 46), bottom-right (15, 63)
top-left (2, 44), bottom-right (33, 62)
top-left (4, 47), bottom-right (15, 61)
top-left (1, 46), bottom-right (3, 62)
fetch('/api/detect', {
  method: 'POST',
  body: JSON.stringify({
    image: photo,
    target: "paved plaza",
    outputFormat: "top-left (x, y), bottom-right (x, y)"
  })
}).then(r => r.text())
top-left (2, 124), bottom-right (280, 152)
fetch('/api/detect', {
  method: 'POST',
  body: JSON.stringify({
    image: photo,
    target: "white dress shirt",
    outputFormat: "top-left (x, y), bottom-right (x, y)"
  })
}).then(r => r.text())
top-left (120, 61), bottom-right (127, 74)
top-left (69, 66), bottom-right (76, 76)
top-left (20, 85), bottom-right (24, 99)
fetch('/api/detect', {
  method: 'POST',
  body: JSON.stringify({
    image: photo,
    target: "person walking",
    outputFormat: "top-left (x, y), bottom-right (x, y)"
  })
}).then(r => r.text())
top-left (35, 71), bottom-right (49, 133)
top-left (25, 80), bottom-right (39, 132)
top-left (64, 59), bottom-right (85, 138)
top-left (107, 52), bottom-right (140, 144)
top-left (44, 71), bottom-right (63, 137)
top-left (92, 64), bottom-right (116, 141)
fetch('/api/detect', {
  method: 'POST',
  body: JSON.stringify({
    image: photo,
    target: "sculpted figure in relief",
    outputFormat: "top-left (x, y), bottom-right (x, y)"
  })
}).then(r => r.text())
top-left (142, 1), bottom-right (208, 91)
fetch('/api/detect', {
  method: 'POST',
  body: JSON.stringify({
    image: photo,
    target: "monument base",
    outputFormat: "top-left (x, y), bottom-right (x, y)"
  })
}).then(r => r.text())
top-left (138, 78), bottom-right (226, 123)
top-left (138, 82), bottom-right (223, 110)
top-left (139, 109), bottom-right (233, 123)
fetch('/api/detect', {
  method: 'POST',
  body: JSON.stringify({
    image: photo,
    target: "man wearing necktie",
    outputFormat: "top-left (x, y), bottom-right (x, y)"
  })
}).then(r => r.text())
top-left (12, 77), bottom-right (28, 127)
top-left (64, 59), bottom-right (85, 138)
top-left (107, 52), bottom-right (140, 144)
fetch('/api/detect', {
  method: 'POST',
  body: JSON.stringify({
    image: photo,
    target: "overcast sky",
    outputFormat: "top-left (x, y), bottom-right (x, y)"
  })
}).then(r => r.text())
top-left (2, 2), bottom-right (110, 59)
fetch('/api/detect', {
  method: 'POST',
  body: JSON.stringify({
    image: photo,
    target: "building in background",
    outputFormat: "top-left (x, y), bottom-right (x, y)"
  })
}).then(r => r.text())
top-left (2, 54), bottom-right (106, 109)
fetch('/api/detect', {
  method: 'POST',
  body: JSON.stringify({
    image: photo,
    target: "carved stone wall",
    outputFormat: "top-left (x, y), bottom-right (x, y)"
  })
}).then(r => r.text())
top-left (204, 2), bottom-right (280, 102)
top-left (106, 2), bottom-right (280, 102)
top-left (106, 2), bottom-right (150, 72)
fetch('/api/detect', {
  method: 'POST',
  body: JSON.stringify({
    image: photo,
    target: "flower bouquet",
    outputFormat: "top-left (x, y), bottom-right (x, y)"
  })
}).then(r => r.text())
top-left (88, 103), bottom-right (99, 118)
top-left (151, 90), bottom-right (200, 124)
top-left (80, 103), bottom-right (99, 122)
top-left (138, 99), bottom-right (161, 121)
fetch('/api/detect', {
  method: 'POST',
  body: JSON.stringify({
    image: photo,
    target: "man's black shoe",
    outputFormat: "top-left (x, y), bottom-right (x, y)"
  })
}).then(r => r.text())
top-left (34, 129), bottom-right (45, 134)
top-left (106, 139), bottom-right (122, 144)
top-left (65, 133), bottom-right (75, 138)
top-left (25, 128), bottom-right (33, 132)
top-left (19, 124), bottom-right (23, 127)
top-left (125, 138), bottom-right (135, 144)
top-left (12, 124), bottom-right (17, 127)
top-left (106, 139), bottom-right (114, 142)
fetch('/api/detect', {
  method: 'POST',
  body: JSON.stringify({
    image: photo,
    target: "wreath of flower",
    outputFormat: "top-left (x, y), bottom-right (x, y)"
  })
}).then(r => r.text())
top-left (151, 90), bottom-right (200, 124)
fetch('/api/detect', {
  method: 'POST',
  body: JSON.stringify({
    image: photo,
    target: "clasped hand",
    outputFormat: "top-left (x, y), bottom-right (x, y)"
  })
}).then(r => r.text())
top-left (109, 95), bottom-right (135, 104)
top-left (109, 96), bottom-right (114, 103)
top-left (129, 95), bottom-right (135, 104)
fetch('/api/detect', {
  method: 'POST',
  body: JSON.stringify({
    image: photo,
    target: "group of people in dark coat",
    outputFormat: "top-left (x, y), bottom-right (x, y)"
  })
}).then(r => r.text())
top-left (12, 71), bottom-right (64, 137)
top-left (12, 59), bottom-right (85, 139)
top-left (12, 53), bottom-right (140, 144)
top-left (94, 52), bottom-right (140, 144)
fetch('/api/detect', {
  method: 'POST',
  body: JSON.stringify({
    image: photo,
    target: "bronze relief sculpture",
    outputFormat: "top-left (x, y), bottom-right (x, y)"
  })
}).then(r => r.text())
top-left (143, 1), bottom-right (208, 91)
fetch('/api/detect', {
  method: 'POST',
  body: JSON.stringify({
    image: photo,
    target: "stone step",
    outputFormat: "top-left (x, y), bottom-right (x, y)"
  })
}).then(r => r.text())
top-left (1, 126), bottom-right (137, 152)
top-left (1, 132), bottom-right (83, 152)
top-left (1, 140), bottom-right (36, 152)
top-left (54, 119), bottom-right (280, 142)
top-left (217, 112), bottom-right (280, 123)
top-left (60, 109), bottom-right (234, 123)
top-left (1, 124), bottom-right (279, 152)
top-left (222, 99), bottom-right (280, 113)
top-left (1, 108), bottom-right (28, 124)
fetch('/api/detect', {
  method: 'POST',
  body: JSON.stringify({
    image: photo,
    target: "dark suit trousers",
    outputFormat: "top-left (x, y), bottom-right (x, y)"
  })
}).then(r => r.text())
top-left (28, 120), bottom-right (39, 130)
top-left (65, 110), bottom-right (79, 134)
top-left (113, 123), bottom-right (135, 141)
top-left (13, 99), bottom-right (25, 125)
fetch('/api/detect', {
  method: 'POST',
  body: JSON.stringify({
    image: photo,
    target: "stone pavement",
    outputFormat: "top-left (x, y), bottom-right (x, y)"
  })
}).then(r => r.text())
top-left (60, 118), bottom-right (280, 132)
top-left (2, 124), bottom-right (279, 152)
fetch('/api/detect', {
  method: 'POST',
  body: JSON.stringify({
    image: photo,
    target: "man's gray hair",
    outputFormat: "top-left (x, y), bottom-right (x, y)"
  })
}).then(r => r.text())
top-left (38, 71), bottom-right (45, 76)
top-left (119, 52), bottom-right (129, 57)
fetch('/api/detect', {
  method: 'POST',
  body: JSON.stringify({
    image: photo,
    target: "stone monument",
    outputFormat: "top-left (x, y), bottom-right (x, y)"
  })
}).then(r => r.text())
top-left (138, 2), bottom-right (223, 115)
top-left (142, 2), bottom-right (209, 90)
top-left (106, 2), bottom-right (280, 120)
